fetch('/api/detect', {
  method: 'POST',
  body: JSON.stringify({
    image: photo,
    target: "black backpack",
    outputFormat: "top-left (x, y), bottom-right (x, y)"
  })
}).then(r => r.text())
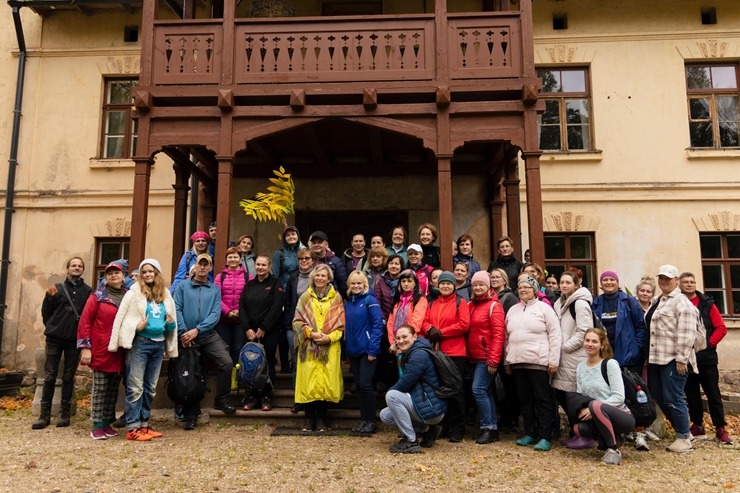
top-left (166, 347), bottom-right (207, 404)
top-left (600, 359), bottom-right (657, 428)
top-left (421, 347), bottom-right (463, 402)
top-left (569, 300), bottom-right (605, 330)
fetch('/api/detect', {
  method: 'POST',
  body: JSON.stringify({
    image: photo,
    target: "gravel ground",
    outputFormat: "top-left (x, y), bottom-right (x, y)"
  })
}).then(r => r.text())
top-left (1, 410), bottom-right (738, 493)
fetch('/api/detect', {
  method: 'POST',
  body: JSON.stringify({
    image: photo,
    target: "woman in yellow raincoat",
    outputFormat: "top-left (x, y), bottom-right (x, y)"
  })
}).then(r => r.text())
top-left (292, 264), bottom-right (345, 432)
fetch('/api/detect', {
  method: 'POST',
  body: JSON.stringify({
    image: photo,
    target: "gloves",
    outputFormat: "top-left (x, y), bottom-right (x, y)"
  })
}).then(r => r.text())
top-left (427, 326), bottom-right (442, 344)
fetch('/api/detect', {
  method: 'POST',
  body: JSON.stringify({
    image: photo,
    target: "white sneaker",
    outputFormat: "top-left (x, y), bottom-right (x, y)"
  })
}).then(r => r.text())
top-left (666, 438), bottom-right (693, 453)
top-left (635, 433), bottom-right (649, 451)
top-left (644, 429), bottom-right (660, 441)
top-left (602, 448), bottom-right (622, 465)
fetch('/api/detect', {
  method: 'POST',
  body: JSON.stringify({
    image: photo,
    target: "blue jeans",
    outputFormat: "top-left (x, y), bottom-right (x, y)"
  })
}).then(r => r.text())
top-left (648, 360), bottom-right (690, 439)
top-left (125, 336), bottom-right (165, 430)
top-left (380, 389), bottom-right (444, 441)
top-left (471, 362), bottom-right (497, 430)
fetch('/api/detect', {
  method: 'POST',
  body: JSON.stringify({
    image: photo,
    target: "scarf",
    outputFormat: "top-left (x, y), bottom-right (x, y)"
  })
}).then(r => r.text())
top-left (384, 274), bottom-right (400, 299)
top-left (294, 286), bottom-right (345, 364)
top-left (393, 291), bottom-right (413, 332)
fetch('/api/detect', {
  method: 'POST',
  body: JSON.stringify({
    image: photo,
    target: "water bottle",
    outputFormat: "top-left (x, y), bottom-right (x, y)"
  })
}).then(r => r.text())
top-left (635, 385), bottom-right (648, 404)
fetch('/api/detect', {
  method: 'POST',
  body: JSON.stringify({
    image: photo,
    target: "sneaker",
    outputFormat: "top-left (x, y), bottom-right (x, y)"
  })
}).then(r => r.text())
top-left (261, 397), bottom-right (272, 412)
top-left (126, 428), bottom-right (153, 441)
top-left (644, 429), bottom-right (660, 441)
top-left (389, 438), bottom-right (422, 454)
top-left (716, 427), bottom-right (734, 445)
top-left (352, 421), bottom-right (368, 433)
top-left (102, 425), bottom-right (118, 438)
top-left (602, 448), bottom-right (622, 465)
top-left (533, 439), bottom-right (551, 451)
top-left (623, 432), bottom-right (636, 443)
top-left (184, 417), bottom-right (198, 431)
top-left (420, 425), bottom-right (438, 448)
top-left (666, 438), bottom-right (693, 452)
top-left (214, 400), bottom-right (236, 414)
top-left (141, 426), bottom-right (163, 438)
top-left (302, 419), bottom-right (315, 432)
top-left (358, 421), bottom-right (376, 435)
top-left (690, 424), bottom-right (707, 440)
top-left (516, 435), bottom-right (536, 446)
top-left (315, 419), bottom-right (328, 432)
top-left (111, 414), bottom-right (126, 428)
top-left (635, 433), bottom-right (649, 451)
top-left (90, 428), bottom-right (108, 440)
top-left (174, 405), bottom-right (185, 422)
top-left (242, 397), bottom-right (258, 411)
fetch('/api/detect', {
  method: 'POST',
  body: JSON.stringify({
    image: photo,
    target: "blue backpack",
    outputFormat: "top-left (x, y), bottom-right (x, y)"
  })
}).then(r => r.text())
top-left (237, 342), bottom-right (270, 390)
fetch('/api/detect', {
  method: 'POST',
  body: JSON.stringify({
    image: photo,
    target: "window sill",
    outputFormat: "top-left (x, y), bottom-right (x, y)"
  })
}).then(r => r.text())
top-left (686, 148), bottom-right (740, 160)
top-left (540, 150), bottom-right (603, 163)
top-left (89, 158), bottom-right (135, 169)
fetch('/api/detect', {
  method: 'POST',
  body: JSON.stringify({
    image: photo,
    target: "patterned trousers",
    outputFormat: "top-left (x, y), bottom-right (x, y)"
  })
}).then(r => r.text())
top-left (91, 370), bottom-right (123, 424)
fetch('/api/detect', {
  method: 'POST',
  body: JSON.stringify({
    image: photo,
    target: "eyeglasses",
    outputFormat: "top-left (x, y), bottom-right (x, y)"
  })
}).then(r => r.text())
top-left (298, 257), bottom-right (312, 261)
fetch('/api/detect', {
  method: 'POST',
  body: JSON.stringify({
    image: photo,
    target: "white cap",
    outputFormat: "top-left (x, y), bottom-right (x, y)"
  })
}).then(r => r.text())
top-left (139, 258), bottom-right (162, 274)
top-left (656, 264), bottom-right (679, 279)
top-left (407, 243), bottom-right (422, 253)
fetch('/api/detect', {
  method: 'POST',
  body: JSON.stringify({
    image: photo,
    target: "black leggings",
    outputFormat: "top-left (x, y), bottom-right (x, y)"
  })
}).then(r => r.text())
top-left (576, 401), bottom-right (635, 449)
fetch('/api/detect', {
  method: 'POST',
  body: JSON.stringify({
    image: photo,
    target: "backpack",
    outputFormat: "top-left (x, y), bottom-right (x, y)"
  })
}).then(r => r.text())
top-left (600, 359), bottom-right (657, 428)
top-left (569, 300), bottom-right (605, 330)
top-left (236, 342), bottom-right (270, 391)
top-left (166, 347), bottom-right (206, 404)
top-left (421, 347), bottom-right (464, 402)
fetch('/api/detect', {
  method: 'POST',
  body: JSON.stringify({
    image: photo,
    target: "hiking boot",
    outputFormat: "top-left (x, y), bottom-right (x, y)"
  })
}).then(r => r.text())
top-left (56, 400), bottom-right (72, 427)
top-left (31, 404), bottom-right (51, 430)
top-left (302, 419), bottom-right (315, 432)
top-left (475, 429), bottom-right (499, 445)
top-left (449, 430), bottom-right (464, 443)
top-left (90, 428), bottom-right (108, 440)
top-left (242, 397), bottom-right (258, 411)
top-left (533, 439), bottom-right (552, 451)
top-left (602, 448), bottom-right (622, 465)
top-left (214, 400), bottom-right (235, 414)
top-left (352, 421), bottom-right (368, 433)
top-left (635, 433), bottom-right (649, 451)
top-left (141, 426), bottom-right (163, 438)
top-left (127, 428), bottom-right (153, 441)
top-left (102, 425), bottom-right (118, 438)
top-left (420, 425), bottom-right (438, 448)
top-left (389, 438), bottom-right (422, 454)
top-left (112, 414), bottom-right (127, 428)
top-left (690, 424), bottom-right (707, 440)
top-left (315, 419), bottom-right (328, 432)
top-left (184, 417), bottom-right (198, 431)
top-left (716, 427), bottom-right (734, 445)
top-left (666, 438), bottom-right (693, 452)
top-left (261, 397), bottom-right (272, 412)
top-left (516, 435), bottom-right (536, 446)
top-left (359, 421), bottom-right (376, 434)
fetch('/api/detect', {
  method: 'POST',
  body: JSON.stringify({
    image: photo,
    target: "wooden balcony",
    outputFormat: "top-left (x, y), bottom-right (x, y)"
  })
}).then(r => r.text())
top-left (148, 12), bottom-right (526, 89)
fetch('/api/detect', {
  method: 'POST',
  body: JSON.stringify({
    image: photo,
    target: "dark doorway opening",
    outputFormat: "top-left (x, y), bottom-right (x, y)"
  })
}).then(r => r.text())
top-left (295, 210), bottom-right (408, 256)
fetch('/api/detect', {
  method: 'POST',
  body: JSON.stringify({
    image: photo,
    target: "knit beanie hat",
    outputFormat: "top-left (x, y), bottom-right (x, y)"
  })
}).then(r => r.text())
top-left (139, 258), bottom-right (162, 273)
top-left (600, 270), bottom-right (619, 283)
top-left (438, 271), bottom-right (456, 285)
top-left (471, 270), bottom-right (491, 288)
top-left (518, 276), bottom-right (539, 292)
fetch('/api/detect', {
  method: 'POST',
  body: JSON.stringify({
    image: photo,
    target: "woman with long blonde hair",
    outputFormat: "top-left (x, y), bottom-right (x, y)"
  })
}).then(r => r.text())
top-left (110, 258), bottom-right (178, 441)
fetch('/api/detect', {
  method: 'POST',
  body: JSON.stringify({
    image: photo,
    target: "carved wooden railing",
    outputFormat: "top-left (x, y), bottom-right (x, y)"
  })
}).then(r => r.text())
top-left (150, 13), bottom-right (523, 86)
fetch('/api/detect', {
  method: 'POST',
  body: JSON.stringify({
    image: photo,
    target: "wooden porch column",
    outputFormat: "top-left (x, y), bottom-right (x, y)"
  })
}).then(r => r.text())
top-left (171, 163), bottom-right (191, 276)
top-left (522, 150), bottom-right (545, 268)
top-left (214, 158), bottom-right (234, 266)
top-left (504, 156), bottom-right (522, 256)
top-left (129, 157), bottom-right (153, 268)
top-left (437, 154), bottom-right (453, 271)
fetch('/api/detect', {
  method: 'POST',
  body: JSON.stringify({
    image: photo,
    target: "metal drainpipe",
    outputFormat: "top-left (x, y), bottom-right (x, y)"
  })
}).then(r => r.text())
top-left (0, 4), bottom-right (28, 360)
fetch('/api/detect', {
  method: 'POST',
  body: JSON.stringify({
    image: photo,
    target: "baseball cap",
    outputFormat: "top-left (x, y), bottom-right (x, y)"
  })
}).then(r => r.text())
top-left (656, 264), bottom-right (679, 278)
top-left (196, 253), bottom-right (213, 265)
top-left (309, 231), bottom-right (328, 242)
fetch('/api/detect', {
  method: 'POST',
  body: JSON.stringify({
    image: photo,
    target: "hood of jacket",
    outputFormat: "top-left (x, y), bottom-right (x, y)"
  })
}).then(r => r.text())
top-left (560, 286), bottom-right (593, 310)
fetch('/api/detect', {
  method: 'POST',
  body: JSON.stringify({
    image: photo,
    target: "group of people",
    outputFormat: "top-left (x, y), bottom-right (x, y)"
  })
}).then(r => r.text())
top-left (33, 224), bottom-right (733, 463)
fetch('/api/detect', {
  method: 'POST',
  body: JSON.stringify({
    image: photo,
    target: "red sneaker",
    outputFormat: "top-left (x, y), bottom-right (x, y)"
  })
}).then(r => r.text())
top-left (126, 428), bottom-right (153, 441)
top-left (141, 426), bottom-right (163, 438)
top-left (716, 427), bottom-right (733, 445)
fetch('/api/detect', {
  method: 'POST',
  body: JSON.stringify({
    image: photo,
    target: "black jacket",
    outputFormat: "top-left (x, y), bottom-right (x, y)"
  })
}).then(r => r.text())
top-left (42, 278), bottom-right (93, 344)
top-left (695, 291), bottom-right (719, 366)
top-left (238, 275), bottom-right (284, 334)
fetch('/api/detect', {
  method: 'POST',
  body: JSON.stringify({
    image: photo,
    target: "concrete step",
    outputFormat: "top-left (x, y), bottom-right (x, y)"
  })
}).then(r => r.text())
top-left (209, 406), bottom-right (370, 428)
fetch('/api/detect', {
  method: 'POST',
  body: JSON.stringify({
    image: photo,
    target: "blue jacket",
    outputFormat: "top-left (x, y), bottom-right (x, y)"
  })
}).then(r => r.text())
top-left (452, 253), bottom-right (481, 278)
top-left (592, 291), bottom-right (646, 367)
top-left (271, 231), bottom-right (304, 291)
top-left (171, 249), bottom-right (214, 293)
top-left (390, 338), bottom-right (448, 421)
top-left (173, 278), bottom-right (221, 336)
top-left (344, 292), bottom-right (384, 357)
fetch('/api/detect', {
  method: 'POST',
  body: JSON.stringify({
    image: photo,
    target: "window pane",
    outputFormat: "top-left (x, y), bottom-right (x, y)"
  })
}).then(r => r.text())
top-left (702, 264), bottom-right (724, 288)
top-left (731, 264), bottom-right (740, 289)
top-left (733, 291), bottom-right (740, 315)
top-left (689, 122), bottom-right (714, 147)
top-left (720, 122), bottom-right (739, 147)
top-left (106, 111), bottom-right (126, 134)
top-left (541, 100), bottom-right (561, 124)
top-left (728, 235), bottom-right (740, 258)
top-left (539, 125), bottom-right (561, 150)
top-left (710, 66), bottom-right (738, 89)
top-left (546, 264), bottom-right (566, 281)
top-left (107, 80), bottom-right (136, 104)
top-left (545, 236), bottom-right (566, 259)
top-left (686, 66), bottom-right (711, 89)
top-left (572, 264), bottom-right (594, 292)
top-left (706, 290), bottom-right (726, 313)
top-left (561, 70), bottom-right (586, 92)
top-left (718, 96), bottom-right (739, 147)
top-left (538, 70), bottom-right (561, 93)
top-left (123, 243), bottom-right (131, 261)
top-left (689, 98), bottom-right (710, 119)
top-left (105, 137), bottom-right (124, 158)
top-left (100, 243), bottom-right (122, 264)
top-left (700, 235), bottom-right (723, 258)
top-left (570, 236), bottom-right (592, 259)
top-left (566, 99), bottom-right (589, 124)
top-left (567, 124), bottom-right (589, 150)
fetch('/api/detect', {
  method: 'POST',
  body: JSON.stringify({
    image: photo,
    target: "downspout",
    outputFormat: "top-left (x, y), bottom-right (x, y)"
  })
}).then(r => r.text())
top-left (0, 4), bottom-right (28, 360)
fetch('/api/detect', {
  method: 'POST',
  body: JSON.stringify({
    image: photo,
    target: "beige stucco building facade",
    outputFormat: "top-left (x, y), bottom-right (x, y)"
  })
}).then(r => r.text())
top-left (0, 0), bottom-right (738, 370)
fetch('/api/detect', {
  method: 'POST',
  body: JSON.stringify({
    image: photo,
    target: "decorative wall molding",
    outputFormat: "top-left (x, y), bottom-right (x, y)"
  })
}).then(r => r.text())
top-left (544, 211), bottom-right (600, 232)
top-left (97, 55), bottom-right (141, 75)
top-left (692, 211), bottom-right (740, 231)
top-left (90, 217), bottom-right (132, 237)
top-left (535, 44), bottom-right (596, 64)
top-left (676, 39), bottom-right (738, 59)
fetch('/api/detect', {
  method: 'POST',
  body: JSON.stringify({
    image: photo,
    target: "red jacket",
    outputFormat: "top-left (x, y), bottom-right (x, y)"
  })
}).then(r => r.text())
top-left (423, 293), bottom-right (470, 357)
top-left (467, 292), bottom-right (505, 367)
top-left (77, 290), bottom-right (126, 373)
